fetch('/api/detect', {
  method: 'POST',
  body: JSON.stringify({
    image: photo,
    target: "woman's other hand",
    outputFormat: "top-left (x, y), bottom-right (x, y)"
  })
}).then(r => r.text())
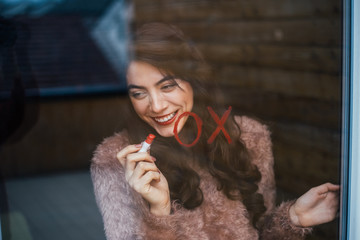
top-left (117, 144), bottom-right (171, 216)
top-left (289, 183), bottom-right (340, 227)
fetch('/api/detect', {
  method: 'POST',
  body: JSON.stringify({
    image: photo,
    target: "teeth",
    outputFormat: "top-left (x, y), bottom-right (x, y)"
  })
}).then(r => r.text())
top-left (154, 112), bottom-right (176, 123)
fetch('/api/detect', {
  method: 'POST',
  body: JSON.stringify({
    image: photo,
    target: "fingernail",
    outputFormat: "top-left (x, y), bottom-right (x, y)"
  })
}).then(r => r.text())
top-left (151, 156), bottom-right (156, 161)
top-left (135, 144), bottom-right (142, 148)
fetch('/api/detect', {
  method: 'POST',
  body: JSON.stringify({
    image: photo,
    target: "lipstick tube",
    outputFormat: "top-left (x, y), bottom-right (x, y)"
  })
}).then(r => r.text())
top-left (138, 134), bottom-right (156, 153)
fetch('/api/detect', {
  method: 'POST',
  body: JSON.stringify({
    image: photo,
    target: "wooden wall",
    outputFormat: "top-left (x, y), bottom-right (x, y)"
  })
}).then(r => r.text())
top-left (132, 0), bottom-right (341, 238)
top-left (131, 0), bottom-right (341, 191)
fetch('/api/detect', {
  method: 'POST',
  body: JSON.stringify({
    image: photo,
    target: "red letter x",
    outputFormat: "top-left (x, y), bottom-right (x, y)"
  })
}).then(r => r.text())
top-left (207, 106), bottom-right (232, 144)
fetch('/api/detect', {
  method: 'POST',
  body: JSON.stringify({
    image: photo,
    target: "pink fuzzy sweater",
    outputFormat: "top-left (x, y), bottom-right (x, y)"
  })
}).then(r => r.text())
top-left (91, 116), bottom-right (312, 239)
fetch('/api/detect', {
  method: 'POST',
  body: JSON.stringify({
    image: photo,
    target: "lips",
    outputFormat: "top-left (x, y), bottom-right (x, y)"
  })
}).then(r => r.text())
top-left (152, 111), bottom-right (178, 125)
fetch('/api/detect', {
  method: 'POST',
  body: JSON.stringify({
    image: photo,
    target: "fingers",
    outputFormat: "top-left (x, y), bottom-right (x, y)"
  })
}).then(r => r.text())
top-left (326, 183), bottom-right (340, 192)
top-left (116, 144), bottom-right (142, 165)
top-left (125, 152), bottom-right (155, 174)
top-left (128, 163), bottom-right (161, 195)
top-left (316, 183), bottom-right (340, 196)
top-left (138, 171), bottom-right (161, 194)
top-left (117, 145), bottom-right (164, 200)
top-left (131, 161), bottom-right (159, 181)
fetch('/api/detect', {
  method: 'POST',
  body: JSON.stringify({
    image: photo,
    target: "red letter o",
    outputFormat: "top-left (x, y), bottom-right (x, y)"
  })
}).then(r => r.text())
top-left (173, 112), bottom-right (203, 147)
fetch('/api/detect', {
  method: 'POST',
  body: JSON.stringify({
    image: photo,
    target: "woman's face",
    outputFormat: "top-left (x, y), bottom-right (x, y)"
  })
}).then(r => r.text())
top-left (127, 61), bottom-right (194, 137)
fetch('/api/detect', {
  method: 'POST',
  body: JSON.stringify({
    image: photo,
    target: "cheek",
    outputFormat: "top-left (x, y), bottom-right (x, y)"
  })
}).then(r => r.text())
top-left (188, 93), bottom-right (194, 108)
top-left (131, 100), bottom-right (147, 117)
top-left (182, 84), bottom-right (194, 109)
top-left (172, 93), bottom-right (191, 108)
top-left (185, 91), bottom-right (194, 110)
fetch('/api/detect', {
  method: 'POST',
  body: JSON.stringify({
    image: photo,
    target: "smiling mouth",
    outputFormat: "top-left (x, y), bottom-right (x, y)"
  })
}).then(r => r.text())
top-left (152, 111), bottom-right (178, 125)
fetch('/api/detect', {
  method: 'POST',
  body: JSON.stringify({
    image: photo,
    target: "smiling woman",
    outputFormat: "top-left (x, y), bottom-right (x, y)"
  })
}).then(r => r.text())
top-left (90, 23), bottom-right (339, 239)
top-left (127, 61), bottom-right (194, 137)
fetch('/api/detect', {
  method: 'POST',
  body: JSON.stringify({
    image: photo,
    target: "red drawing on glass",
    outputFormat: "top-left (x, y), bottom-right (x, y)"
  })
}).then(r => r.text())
top-left (173, 106), bottom-right (232, 146)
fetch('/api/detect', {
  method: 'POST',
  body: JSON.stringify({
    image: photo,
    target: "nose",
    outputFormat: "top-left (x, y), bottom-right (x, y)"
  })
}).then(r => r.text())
top-left (149, 93), bottom-right (167, 113)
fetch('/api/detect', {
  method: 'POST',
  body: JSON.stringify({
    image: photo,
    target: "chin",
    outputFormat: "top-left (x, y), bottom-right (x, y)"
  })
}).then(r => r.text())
top-left (155, 128), bottom-right (175, 137)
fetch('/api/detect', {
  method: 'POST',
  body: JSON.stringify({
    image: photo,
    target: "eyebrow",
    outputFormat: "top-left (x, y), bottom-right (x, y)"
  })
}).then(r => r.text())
top-left (127, 76), bottom-right (175, 91)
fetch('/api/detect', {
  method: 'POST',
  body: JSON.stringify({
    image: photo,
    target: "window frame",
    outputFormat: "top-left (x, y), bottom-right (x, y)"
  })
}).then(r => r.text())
top-left (340, 0), bottom-right (360, 239)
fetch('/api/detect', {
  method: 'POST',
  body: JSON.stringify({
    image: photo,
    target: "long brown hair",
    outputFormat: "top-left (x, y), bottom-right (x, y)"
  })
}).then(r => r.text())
top-left (125, 23), bottom-right (266, 227)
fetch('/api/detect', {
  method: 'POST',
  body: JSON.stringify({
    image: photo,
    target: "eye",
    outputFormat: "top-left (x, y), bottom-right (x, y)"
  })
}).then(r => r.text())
top-left (161, 82), bottom-right (178, 92)
top-left (129, 91), bottom-right (147, 99)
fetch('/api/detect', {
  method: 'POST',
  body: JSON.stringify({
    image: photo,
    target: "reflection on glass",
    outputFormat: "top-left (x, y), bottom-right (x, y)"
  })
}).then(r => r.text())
top-left (0, 1), bottom-right (342, 240)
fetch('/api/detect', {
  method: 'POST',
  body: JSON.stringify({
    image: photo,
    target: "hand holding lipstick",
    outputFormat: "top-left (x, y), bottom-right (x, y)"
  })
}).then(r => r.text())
top-left (116, 136), bottom-right (171, 216)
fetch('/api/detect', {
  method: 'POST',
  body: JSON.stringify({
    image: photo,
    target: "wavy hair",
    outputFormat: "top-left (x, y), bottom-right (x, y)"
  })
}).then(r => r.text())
top-left (125, 23), bottom-right (266, 227)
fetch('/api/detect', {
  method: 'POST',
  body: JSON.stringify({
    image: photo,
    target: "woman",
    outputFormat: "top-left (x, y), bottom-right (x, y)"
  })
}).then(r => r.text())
top-left (91, 23), bottom-right (339, 239)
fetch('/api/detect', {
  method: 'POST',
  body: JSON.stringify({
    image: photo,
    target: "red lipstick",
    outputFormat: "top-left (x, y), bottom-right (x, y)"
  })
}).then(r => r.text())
top-left (152, 111), bottom-right (178, 126)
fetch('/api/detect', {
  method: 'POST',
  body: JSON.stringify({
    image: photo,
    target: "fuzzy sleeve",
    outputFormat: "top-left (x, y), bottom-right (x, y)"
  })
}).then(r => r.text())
top-left (236, 116), bottom-right (312, 239)
top-left (91, 131), bottom-right (205, 240)
top-left (91, 131), bottom-right (144, 239)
